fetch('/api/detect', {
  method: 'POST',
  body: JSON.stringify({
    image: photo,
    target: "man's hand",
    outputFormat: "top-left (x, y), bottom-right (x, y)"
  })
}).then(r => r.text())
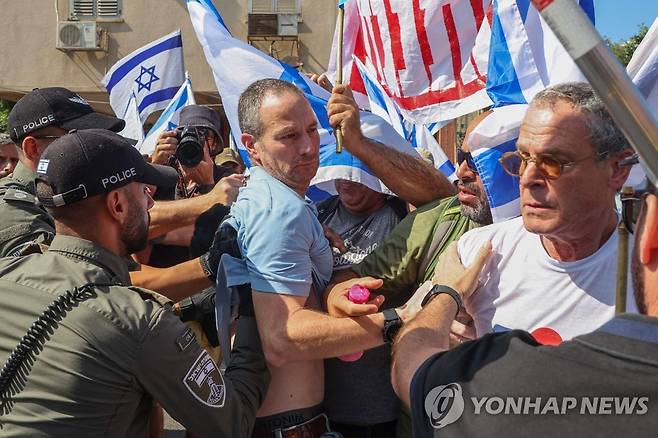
top-left (203, 173), bottom-right (244, 208)
top-left (327, 84), bottom-right (364, 151)
top-left (181, 145), bottom-right (215, 187)
top-left (449, 309), bottom-right (476, 346)
top-left (151, 130), bottom-right (178, 165)
top-left (325, 276), bottom-right (385, 317)
top-left (431, 241), bottom-right (492, 300)
top-left (322, 225), bottom-right (347, 254)
top-left (395, 280), bottom-right (432, 323)
top-left (309, 73), bottom-right (334, 92)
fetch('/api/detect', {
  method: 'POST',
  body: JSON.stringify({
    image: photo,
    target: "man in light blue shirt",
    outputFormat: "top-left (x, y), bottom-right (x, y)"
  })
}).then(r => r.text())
top-left (227, 165), bottom-right (332, 297)
top-left (223, 78), bottom-right (430, 437)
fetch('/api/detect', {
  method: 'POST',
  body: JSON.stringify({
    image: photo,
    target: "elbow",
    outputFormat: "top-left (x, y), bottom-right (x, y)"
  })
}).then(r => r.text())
top-left (260, 335), bottom-right (293, 368)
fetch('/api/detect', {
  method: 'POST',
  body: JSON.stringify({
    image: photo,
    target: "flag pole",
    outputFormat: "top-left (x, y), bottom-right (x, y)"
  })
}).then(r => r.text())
top-left (335, 4), bottom-right (345, 154)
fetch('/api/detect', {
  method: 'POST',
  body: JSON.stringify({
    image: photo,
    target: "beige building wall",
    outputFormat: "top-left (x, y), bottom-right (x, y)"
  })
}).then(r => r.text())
top-left (0, 0), bottom-right (337, 114)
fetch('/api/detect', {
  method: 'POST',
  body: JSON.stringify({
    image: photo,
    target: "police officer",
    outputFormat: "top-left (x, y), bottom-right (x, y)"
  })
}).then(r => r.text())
top-left (391, 176), bottom-right (658, 437)
top-left (0, 87), bottom-right (124, 257)
top-left (0, 88), bottom-right (242, 303)
top-left (0, 129), bottom-right (269, 437)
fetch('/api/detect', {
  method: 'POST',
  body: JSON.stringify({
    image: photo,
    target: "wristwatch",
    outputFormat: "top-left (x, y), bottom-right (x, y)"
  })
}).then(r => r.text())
top-left (421, 284), bottom-right (463, 317)
top-left (382, 308), bottom-right (403, 344)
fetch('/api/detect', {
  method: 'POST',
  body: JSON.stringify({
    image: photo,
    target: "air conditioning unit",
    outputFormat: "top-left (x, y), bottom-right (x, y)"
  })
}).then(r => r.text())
top-left (277, 14), bottom-right (298, 36)
top-left (56, 21), bottom-right (108, 51)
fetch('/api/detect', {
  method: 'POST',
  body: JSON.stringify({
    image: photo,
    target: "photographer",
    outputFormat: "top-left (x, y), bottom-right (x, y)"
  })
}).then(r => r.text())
top-left (152, 105), bottom-right (236, 197)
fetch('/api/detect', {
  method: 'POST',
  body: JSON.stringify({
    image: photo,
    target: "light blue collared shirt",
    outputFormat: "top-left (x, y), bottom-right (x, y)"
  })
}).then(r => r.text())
top-left (224, 166), bottom-right (333, 297)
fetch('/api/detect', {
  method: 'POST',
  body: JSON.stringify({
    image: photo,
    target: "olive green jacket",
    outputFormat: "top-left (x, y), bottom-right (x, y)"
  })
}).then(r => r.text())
top-left (0, 162), bottom-right (55, 257)
top-left (0, 235), bottom-right (269, 437)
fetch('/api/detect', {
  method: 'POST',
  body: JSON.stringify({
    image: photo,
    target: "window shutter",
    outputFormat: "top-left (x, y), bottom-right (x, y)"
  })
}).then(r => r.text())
top-left (71, 0), bottom-right (95, 17)
top-left (251, 0), bottom-right (274, 13)
top-left (97, 0), bottom-right (120, 17)
top-left (275, 0), bottom-right (298, 14)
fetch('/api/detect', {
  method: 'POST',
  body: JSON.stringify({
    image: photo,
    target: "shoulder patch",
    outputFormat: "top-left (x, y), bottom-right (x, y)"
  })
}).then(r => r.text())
top-left (183, 352), bottom-right (226, 408)
top-left (3, 188), bottom-right (37, 204)
top-left (176, 327), bottom-right (196, 352)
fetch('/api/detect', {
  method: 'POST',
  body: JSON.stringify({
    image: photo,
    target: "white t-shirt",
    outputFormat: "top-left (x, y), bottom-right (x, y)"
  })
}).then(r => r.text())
top-left (458, 216), bottom-right (636, 342)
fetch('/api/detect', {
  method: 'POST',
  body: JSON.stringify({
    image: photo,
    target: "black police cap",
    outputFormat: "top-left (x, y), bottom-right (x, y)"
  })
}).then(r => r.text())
top-left (36, 129), bottom-right (177, 207)
top-left (8, 87), bottom-right (125, 143)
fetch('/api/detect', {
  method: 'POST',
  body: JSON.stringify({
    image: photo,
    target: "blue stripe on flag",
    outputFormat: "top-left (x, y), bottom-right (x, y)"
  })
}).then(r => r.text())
top-left (319, 143), bottom-right (373, 176)
top-left (517, 0), bottom-right (530, 23)
top-left (106, 34), bottom-right (183, 91)
top-left (438, 160), bottom-right (456, 178)
top-left (307, 185), bottom-right (332, 203)
top-left (137, 86), bottom-right (180, 114)
top-left (486, 0), bottom-right (526, 107)
top-left (188, 0), bottom-right (229, 31)
top-left (338, 0), bottom-right (349, 8)
top-left (145, 85), bottom-right (189, 135)
top-left (579, 0), bottom-right (595, 24)
top-left (474, 139), bottom-right (519, 208)
top-left (278, 62), bottom-right (332, 131)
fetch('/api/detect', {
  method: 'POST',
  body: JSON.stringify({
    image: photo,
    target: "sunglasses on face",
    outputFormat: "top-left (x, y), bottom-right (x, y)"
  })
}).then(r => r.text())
top-left (457, 148), bottom-right (478, 173)
top-left (499, 150), bottom-right (608, 180)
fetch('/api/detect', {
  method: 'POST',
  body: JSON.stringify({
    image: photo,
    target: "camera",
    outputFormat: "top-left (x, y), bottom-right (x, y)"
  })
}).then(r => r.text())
top-left (174, 126), bottom-right (205, 167)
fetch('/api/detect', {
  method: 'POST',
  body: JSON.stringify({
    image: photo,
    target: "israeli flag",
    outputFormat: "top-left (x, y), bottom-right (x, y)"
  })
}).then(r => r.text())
top-left (139, 77), bottom-right (196, 156)
top-left (470, 0), bottom-right (595, 222)
top-left (102, 30), bottom-right (185, 122)
top-left (352, 57), bottom-right (456, 181)
top-left (187, 0), bottom-right (419, 196)
top-left (486, 0), bottom-right (594, 106)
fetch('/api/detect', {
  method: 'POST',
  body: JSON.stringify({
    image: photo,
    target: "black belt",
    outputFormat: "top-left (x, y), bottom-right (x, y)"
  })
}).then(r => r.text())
top-left (252, 413), bottom-right (331, 438)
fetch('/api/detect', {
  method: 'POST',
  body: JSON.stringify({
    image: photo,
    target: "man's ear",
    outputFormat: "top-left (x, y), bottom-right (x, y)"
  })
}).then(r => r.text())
top-left (608, 149), bottom-right (633, 191)
top-left (105, 189), bottom-right (127, 224)
top-left (241, 133), bottom-right (259, 163)
top-left (21, 136), bottom-right (40, 161)
top-left (640, 194), bottom-right (658, 266)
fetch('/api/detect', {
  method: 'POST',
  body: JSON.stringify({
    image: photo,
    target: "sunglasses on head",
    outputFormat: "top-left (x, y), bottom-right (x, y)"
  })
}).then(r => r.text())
top-left (499, 150), bottom-right (608, 180)
top-left (621, 179), bottom-right (658, 234)
top-left (457, 148), bottom-right (478, 173)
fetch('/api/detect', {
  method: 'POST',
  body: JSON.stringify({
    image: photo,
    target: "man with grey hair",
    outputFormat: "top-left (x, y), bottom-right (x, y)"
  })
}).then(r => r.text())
top-left (0, 133), bottom-right (18, 179)
top-left (454, 81), bottom-right (637, 343)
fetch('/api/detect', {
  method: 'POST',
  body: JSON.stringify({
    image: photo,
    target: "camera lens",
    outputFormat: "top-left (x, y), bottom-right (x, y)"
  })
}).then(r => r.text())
top-left (175, 127), bottom-right (204, 167)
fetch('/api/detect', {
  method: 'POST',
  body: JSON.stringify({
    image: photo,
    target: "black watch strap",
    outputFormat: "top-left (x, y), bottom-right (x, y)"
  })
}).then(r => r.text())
top-left (421, 284), bottom-right (463, 317)
top-left (382, 308), bottom-right (403, 344)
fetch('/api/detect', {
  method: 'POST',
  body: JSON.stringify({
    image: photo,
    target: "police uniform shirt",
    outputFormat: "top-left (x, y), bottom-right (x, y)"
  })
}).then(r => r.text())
top-left (0, 162), bottom-right (55, 257)
top-left (409, 314), bottom-right (658, 438)
top-left (0, 235), bottom-right (269, 437)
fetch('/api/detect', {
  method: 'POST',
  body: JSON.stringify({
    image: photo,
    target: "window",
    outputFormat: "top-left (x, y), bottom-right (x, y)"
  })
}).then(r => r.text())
top-left (248, 0), bottom-right (300, 14)
top-left (70, 0), bottom-right (122, 20)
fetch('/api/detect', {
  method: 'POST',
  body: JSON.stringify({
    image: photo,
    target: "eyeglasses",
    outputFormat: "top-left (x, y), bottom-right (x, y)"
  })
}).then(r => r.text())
top-left (456, 148), bottom-right (478, 174)
top-left (499, 150), bottom-right (608, 180)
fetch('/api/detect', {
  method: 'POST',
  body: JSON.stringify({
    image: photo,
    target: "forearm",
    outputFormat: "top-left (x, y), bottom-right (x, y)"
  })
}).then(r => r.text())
top-left (129, 259), bottom-right (212, 302)
top-left (350, 137), bottom-right (455, 206)
top-left (265, 309), bottom-right (387, 365)
top-left (148, 197), bottom-right (214, 239)
top-left (392, 294), bottom-right (456, 407)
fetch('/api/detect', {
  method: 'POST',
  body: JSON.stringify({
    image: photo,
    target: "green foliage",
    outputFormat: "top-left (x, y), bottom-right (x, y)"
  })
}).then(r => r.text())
top-left (0, 99), bottom-right (13, 134)
top-left (605, 24), bottom-right (649, 67)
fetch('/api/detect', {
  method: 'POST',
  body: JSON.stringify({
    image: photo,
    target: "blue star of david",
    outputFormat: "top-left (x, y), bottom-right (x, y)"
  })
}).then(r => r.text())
top-left (135, 65), bottom-right (159, 93)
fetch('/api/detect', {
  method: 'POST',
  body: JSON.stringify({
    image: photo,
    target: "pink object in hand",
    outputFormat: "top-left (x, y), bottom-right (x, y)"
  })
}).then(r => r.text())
top-left (338, 285), bottom-right (371, 362)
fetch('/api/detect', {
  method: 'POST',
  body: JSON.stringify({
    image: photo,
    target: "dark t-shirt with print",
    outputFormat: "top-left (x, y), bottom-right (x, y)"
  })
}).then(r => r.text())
top-left (317, 196), bottom-right (404, 425)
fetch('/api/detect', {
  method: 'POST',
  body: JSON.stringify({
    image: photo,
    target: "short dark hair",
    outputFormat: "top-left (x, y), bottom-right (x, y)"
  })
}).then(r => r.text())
top-left (237, 79), bottom-right (305, 139)
top-left (531, 82), bottom-right (631, 157)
